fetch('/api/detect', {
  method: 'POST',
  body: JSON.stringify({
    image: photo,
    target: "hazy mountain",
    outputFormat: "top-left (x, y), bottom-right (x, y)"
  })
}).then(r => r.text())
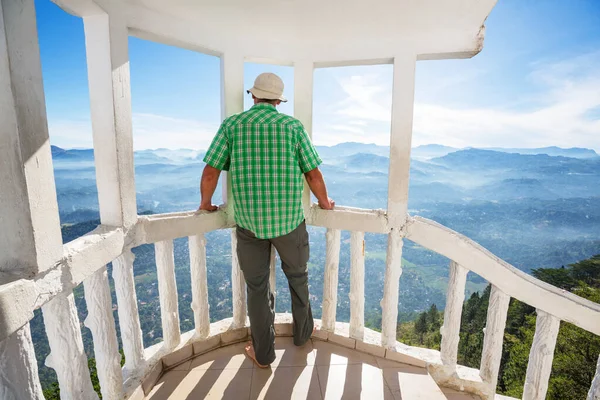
top-left (51, 145), bottom-right (94, 160)
top-left (50, 142), bottom-right (600, 267)
top-left (474, 178), bottom-right (559, 201)
top-left (412, 144), bottom-right (458, 160)
top-left (484, 146), bottom-right (599, 159)
top-left (316, 142), bottom-right (390, 159)
top-left (432, 149), bottom-right (577, 170)
top-left (342, 153), bottom-right (389, 172)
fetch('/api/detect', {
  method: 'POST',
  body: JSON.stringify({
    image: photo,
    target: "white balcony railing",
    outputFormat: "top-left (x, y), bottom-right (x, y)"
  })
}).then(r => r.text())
top-left (2, 205), bottom-right (600, 400)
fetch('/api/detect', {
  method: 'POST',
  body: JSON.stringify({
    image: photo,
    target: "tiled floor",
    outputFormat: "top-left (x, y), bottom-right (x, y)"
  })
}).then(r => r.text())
top-left (145, 338), bottom-right (481, 400)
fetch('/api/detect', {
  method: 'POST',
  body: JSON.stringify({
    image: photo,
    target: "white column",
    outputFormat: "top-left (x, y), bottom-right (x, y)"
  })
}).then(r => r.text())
top-left (480, 285), bottom-right (510, 398)
top-left (294, 61), bottom-right (315, 212)
top-left (189, 234), bottom-right (210, 339)
top-left (231, 230), bottom-right (247, 328)
top-left (0, 0), bottom-right (62, 277)
top-left (220, 53), bottom-right (244, 212)
top-left (349, 231), bottom-right (365, 340)
top-left (440, 261), bottom-right (468, 368)
top-left (588, 355), bottom-right (600, 400)
top-left (42, 292), bottom-right (99, 400)
top-left (112, 249), bottom-right (145, 372)
top-left (322, 229), bottom-right (341, 332)
top-left (83, 267), bottom-right (123, 399)
top-left (270, 246), bottom-right (277, 309)
top-left (387, 54), bottom-right (417, 227)
top-left (83, 13), bottom-right (137, 228)
top-left (0, 324), bottom-right (44, 400)
top-left (155, 240), bottom-right (181, 349)
top-left (523, 310), bottom-right (560, 400)
top-left (381, 228), bottom-right (404, 348)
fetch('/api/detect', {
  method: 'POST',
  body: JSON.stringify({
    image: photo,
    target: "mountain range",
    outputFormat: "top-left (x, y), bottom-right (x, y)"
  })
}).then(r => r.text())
top-left (51, 141), bottom-right (600, 273)
top-left (35, 142), bottom-right (600, 388)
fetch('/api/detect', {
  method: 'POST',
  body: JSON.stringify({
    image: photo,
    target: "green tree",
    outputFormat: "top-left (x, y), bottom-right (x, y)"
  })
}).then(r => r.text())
top-left (414, 312), bottom-right (428, 340)
top-left (427, 304), bottom-right (441, 330)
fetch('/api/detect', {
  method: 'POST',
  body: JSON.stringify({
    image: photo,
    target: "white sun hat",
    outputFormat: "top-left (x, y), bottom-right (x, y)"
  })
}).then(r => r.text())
top-left (247, 72), bottom-right (288, 102)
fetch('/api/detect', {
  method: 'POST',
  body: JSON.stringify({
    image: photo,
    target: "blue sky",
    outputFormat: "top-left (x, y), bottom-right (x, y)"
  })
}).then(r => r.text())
top-left (36, 0), bottom-right (600, 151)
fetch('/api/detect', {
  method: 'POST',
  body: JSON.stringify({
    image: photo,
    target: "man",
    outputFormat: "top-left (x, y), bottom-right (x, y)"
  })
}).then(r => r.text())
top-left (199, 72), bottom-right (334, 368)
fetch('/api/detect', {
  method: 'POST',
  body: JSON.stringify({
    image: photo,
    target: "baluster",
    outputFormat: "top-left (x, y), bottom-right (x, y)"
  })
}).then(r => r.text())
top-left (231, 230), bottom-right (247, 328)
top-left (270, 245), bottom-right (277, 309)
top-left (155, 240), bottom-right (181, 349)
top-left (349, 231), bottom-right (365, 340)
top-left (480, 285), bottom-right (510, 398)
top-left (381, 229), bottom-right (404, 348)
top-left (523, 310), bottom-right (560, 400)
top-left (322, 229), bottom-right (341, 332)
top-left (189, 234), bottom-right (210, 338)
top-left (42, 291), bottom-right (98, 400)
top-left (588, 355), bottom-right (600, 400)
top-left (83, 267), bottom-right (123, 399)
top-left (440, 261), bottom-right (468, 368)
top-left (0, 324), bottom-right (44, 399)
top-left (112, 249), bottom-right (145, 372)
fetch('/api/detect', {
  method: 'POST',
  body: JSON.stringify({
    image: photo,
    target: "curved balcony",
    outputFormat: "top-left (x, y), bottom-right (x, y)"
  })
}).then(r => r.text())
top-left (1, 1), bottom-right (599, 400)
top-left (3, 205), bottom-right (600, 400)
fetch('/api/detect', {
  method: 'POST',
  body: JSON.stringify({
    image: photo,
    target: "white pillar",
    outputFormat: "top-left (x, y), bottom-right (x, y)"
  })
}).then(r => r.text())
top-left (155, 240), bottom-right (181, 349)
top-left (322, 228), bottom-right (341, 332)
top-left (83, 267), bottom-right (123, 399)
top-left (230, 230), bottom-right (247, 328)
top-left (42, 291), bottom-right (99, 400)
top-left (381, 228), bottom-right (404, 348)
top-left (294, 61), bottom-right (315, 212)
top-left (480, 285), bottom-right (510, 399)
top-left (349, 231), bottom-right (365, 340)
top-left (387, 54), bottom-right (417, 227)
top-left (440, 261), bottom-right (468, 368)
top-left (112, 249), bottom-right (145, 372)
top-left (189, 234), bottom-right (210, 338)
top-left (270, 246), bottom-right (277, 309)
top-left (523, 310), bottom-right (560, 400)
top-left (0, 0), bottom-right (62, 278)
top-left (0, 324), bottom-right (44, 400)
top-left (220, 53), bottom-right (244, 213)
top-left (83, 13), bottom-right (137, 228)
top-left (588, 355), bottom-right (600, 400)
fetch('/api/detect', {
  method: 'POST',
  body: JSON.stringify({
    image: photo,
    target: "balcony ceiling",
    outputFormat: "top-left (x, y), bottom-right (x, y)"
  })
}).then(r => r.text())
top-left (49, 0), bottom-right (496, 61)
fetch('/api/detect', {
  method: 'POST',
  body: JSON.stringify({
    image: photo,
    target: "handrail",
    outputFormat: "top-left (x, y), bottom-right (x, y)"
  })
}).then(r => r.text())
top-left (0, 225), bottom-right (124, 342)
top-left (405, 215), bottom-right (600, 335)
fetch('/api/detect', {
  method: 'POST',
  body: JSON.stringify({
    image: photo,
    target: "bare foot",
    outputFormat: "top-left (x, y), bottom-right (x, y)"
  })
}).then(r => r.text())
top-left (245, 342), bottom-right (270, 369)
top-left (311, 325), bottom-right (318, 337)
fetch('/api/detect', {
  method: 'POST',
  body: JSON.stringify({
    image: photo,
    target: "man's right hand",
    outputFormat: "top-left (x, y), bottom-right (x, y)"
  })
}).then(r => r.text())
top-left (318, 197), bottom-right (335, 210)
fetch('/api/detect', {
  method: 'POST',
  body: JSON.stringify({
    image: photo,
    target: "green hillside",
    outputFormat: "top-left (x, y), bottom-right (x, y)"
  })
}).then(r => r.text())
top-left (397, 255), bottom-right (600, 400)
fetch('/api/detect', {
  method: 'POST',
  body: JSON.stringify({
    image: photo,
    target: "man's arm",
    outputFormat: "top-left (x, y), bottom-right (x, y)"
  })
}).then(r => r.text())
top-left (199, 165), bottom-right (221, 211)
top-left (305, 167), bottom-right (335, 210)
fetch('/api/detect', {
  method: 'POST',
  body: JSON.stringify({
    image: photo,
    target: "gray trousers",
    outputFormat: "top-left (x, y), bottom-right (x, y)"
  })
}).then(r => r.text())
top-left (236, 221), bottom-right (314, 365)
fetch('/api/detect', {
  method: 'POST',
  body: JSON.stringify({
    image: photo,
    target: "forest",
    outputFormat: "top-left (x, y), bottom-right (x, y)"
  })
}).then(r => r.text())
top-left (397, 255), bottom-right (600, 400)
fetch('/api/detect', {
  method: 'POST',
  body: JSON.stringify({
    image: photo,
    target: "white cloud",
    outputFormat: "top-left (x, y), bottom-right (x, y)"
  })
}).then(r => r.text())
top-left (49, 113), bottom-right (220, 150)
top-left (49, 52), bottom-right (600, 152)
top-left (132, 113), bottom-right (219, 150)
top-left (48, 118), bottom-right (94, 149)
top-left (314, 52), bottom-right (600, 151)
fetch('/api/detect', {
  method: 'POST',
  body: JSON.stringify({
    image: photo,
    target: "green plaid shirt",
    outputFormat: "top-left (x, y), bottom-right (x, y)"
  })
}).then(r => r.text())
top-left (204, 103), bottom-right (322, 239)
